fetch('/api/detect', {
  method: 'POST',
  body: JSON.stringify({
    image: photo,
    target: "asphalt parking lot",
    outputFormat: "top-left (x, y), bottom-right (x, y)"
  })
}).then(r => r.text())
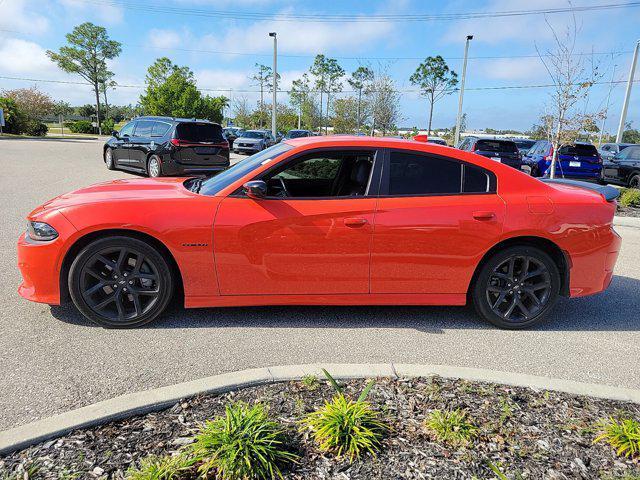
top-left (1, 137), bottom-right (639, 432)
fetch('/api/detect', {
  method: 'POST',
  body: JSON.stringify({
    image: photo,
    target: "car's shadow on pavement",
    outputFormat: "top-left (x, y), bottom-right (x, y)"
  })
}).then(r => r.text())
top-left (49, 275), bottom-right (640, 333)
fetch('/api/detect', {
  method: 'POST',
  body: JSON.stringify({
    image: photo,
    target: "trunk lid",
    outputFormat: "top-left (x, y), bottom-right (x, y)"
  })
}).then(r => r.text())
top-left (173, 122), bottom-right (229, 166)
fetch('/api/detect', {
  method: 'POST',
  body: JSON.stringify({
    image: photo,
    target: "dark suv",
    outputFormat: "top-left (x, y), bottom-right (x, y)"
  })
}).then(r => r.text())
top-left (104, 117), bottom-right (230, 177)
top-left (457, 137), bottom-right (523, 171)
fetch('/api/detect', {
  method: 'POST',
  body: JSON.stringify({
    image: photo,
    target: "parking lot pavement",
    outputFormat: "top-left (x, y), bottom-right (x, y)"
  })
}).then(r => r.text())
top-left (1, 137), bottom-right (639, 431)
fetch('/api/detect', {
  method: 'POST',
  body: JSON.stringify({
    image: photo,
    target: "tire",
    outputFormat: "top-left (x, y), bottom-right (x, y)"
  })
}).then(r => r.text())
top-left (147, 155), bottom-right (162, 177)
top-left (530, 165), bottom-right (540, 178)
top-left (104, 148), bottom-right (115, 170)
top-left (471, 245), bottom-right (560, 329)
top-left (629, 174), bottom-right (640, 189)
top-left (68, 236), bottom-right (174, 328)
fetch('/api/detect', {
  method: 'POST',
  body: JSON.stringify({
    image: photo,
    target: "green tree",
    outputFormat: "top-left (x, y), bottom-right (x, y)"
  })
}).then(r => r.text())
top-left (0, 97), bottom-right (28, 134)
top-left (409, 56), bottom-right (458, 134)
top-left (46, 22), bottom-right (121, 134)
top-left (623, 128), bottom-right (640, 144)
top-left (310, 55), bottom-right (345, 134)
top-left (347, 66), bottom-right (373, 132)
top-left (76, 104), bottom-right (96, 118)
top-left (140, 58), bottom-right (227, 122)
top-left (250, 63), bottom-right (280, 128)
top-left (332, 97), bottom-right (359, 134)
top-left (290, 73), bottom-right (319, 130)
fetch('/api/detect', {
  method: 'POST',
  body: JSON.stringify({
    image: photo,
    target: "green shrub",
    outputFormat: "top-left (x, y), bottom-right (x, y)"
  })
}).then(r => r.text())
top-left (126, 454), bottom-right (195, 480)
top-left (301, 369), bottom-right (386, 461)
top-left (69, 120), bottom-right (94, 134)
top-left (189, 402), bottom-right (297, 479)
top-left (620, 188), bottom-right (640, 208)
top-left (301, 374), bottom-right (319, 390)
top-left (595, 417), bottom-right (640, 458)
top-left (102, 118), bottom-right (115, 133)
top-left (24, 120), bottom-right (48, 136)
top-left (425, 409), bottom-right (478, 447)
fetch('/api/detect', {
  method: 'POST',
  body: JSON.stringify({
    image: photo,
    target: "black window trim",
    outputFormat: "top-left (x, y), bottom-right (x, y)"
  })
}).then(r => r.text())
top-left (378, 148), bottom-right (497, 198)
top-left (230, 146), bottom-right (384, 200)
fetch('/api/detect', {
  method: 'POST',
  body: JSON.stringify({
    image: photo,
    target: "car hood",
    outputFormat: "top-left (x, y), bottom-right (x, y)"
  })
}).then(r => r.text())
top-left (30, 177), bottom-right (193, 215)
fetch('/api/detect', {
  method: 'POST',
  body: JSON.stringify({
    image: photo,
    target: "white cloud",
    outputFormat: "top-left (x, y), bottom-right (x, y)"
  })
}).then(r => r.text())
top-left (479, 57), bottom-right (545, 80)
top-left (0, 38), bottom-right (58, 75)
top-left (148, 29), bottom-right (186, 50)
top-left (57, 0), bottom-right (124, 25)
top-left (0, 0), bottom-right (48, 34)
top-left (195, 69), bottom-right (250, 92)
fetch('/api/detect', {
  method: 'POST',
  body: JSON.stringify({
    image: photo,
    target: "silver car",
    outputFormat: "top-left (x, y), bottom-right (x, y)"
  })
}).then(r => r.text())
top-left (233, 130), bottom-right (275, 154)
top-left (599, 142), bottom-right (635, 160)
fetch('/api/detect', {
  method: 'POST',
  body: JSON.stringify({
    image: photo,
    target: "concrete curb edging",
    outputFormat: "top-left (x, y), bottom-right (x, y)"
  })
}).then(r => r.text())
top-left (613, 215), bottom-right (640, 228)
top-left (2, 363), bottom-right (640, 456)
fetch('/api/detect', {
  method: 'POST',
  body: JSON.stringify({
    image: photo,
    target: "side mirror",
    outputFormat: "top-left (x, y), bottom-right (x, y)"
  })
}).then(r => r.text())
top-left (243, 180), bottom-right (267, 199)
top-left (111, 130), bottom-right (119, 138)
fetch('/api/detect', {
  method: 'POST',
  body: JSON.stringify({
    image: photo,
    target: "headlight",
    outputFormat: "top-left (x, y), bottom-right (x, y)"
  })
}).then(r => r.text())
top-left (27, 221), bottom-right (59, 241)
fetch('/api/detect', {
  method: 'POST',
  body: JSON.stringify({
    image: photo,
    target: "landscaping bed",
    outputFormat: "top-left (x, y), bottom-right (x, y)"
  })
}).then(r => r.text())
top-left (617, 188), bottom-right (640, 217)
top-left (1, 376), bottom-right (639, 479)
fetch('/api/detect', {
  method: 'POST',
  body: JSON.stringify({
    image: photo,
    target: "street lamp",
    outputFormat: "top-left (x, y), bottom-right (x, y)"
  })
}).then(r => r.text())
top-left (269, 32), bottom-right (277, 138)
top-left (616, 39), bottom-right (640, 143)
top-left (454, 35), bottom-right (473, 147)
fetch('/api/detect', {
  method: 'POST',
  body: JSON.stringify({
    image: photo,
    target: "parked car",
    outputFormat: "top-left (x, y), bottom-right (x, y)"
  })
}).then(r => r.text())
top-left (19, 137), bottom-right (620, 330)
top-left (283, 129), bottom-right (313, 140)
top-left (523, 141), bottom-right (602, 180)
top-left (222, 127), bottom-right (245, 148)
top-left (104, 117), bottom-right (229, 177)
top-left (512, 139), bottom-right (536, 156)
top-left (233, 130), bottom-right (275, 154)
top-left (598, 142), bottom-right (635, 161)
top-left (427, 137), bottom-right (447, 146)
top-left (458, 136), bottom-right (524, 172)
top-left (601, 144), bottom-right (640, 188)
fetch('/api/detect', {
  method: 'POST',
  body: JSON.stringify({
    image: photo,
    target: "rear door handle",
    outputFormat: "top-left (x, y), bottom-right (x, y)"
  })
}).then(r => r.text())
top-left (472, 211), bottom-right (495, 220)
top-left (344, 217), bottom-right (368, 227)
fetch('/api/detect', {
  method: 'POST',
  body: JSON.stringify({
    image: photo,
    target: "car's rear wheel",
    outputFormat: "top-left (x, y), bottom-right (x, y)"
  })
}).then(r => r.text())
top-left (629, 174), bottom-right (640, 189)
top-left (471, 245), bottom-right (560, 329)
top-left (147, 155), bottom-right (162, 177)
top-left (68, 236), bottom-right (174, 328)
top-left (104, 148), bottom-right (115, 170)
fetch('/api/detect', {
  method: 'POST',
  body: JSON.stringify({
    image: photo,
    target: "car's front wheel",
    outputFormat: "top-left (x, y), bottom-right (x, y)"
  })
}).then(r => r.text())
top-left (68, 236), bottom-right (174, 328)
top-left (104, 148), bottom-right (115, 170)
top-left (471, 245), bottom-right (560, 329)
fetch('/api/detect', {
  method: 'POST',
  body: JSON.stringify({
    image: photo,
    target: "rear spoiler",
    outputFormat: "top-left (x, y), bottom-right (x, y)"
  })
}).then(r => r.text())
top-left (541, 178), bottom-right (620, 202)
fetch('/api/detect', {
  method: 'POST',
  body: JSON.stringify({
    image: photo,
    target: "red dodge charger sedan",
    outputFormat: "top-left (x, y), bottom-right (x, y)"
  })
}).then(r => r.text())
top-left (17, 136), bottom-right (621, 329)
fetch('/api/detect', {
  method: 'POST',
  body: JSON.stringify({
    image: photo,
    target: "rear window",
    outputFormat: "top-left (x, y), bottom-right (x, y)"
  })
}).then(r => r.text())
top-left (514, 140), bottom-right (535, 149)
top-left (176, 122), bottom-right (224, 142)
top-left (287, 130), bottom-right (309, 138)
top-left (475, 140), bottom-right (519, 153)
top-left (559, 144), bottom-right (598, 157)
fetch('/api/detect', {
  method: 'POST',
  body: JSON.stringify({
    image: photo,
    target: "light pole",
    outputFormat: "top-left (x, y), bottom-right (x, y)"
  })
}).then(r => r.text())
top-left (598, 65), bottom-right (617, 146)
top-left (269, 32), bottom-right (277, 139)
top-left (616, 39), bottom-right (640, 143)
top-left (454, 35), bottom-right (473, 147)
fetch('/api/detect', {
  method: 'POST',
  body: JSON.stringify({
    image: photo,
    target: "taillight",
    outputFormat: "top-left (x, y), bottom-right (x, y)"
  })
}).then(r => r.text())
top-left (170, 138), bottom-right (181, 147)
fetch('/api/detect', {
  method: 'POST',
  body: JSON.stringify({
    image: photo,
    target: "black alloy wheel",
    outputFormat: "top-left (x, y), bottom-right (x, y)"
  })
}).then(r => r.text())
top-left (472, 246), bottom-right (560, 329)
top-left (69, 236), bottom-right (173, 328)
top-left (630, 174), bottom-right (640, 189)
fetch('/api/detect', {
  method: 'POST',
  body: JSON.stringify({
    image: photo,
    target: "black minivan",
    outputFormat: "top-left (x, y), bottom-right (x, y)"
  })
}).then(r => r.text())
top-left (104, 116), bottom-right (230, 177)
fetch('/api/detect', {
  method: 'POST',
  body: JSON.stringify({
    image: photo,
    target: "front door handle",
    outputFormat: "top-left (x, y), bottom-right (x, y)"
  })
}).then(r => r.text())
top-left (344, 217), bottom-right (368, 227)
top-left (472, 211), bottom-right (495, 221)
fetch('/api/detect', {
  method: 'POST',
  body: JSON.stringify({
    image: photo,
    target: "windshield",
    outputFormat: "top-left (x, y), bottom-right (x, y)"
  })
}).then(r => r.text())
top-left (188, 143), bottom-right (293, 196)
top-left (242, 131), bottom-right (265, 139)
top-left (475, 140), bottom-right (519, 153)
top-left (176, 123), bottom-right (223, 142)
top-left (559, 144), bottom-right (598, 157)
top-left (286, 130), bottom-right (308, 138)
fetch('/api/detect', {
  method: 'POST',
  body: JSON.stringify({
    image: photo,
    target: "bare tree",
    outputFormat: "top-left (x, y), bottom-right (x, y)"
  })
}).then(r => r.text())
top-left (366, 73), bottom-right (401, 136)
top-left (232, 96), bottom-right (251, 128)
top-left (536, 13), bottom-right (604, 178)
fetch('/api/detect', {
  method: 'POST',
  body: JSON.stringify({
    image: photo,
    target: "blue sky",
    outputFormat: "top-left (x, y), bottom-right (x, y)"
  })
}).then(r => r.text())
top-left (0, 0), bottom-right (638, 133)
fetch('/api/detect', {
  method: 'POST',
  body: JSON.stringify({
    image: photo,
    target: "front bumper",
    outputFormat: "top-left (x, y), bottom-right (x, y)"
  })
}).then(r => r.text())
top-left (17, 232), bottom-right (64, 304)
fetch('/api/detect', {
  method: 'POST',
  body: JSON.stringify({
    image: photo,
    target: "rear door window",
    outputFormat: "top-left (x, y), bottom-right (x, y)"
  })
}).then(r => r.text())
top-left (176, 122), bottom-right (224, 142)
top-left (388, 151), bottom-right (462, 196)
top-left (151, 121), bottom-right (171, 138)
top-left (133, 120), bottom-right (154, 137)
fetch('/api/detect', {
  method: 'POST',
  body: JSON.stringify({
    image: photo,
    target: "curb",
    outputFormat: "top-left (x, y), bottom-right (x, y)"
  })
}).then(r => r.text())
top-left (613, 215), bottom-right (640, 228)
top-left (2, 363), bottom-right (640, 456)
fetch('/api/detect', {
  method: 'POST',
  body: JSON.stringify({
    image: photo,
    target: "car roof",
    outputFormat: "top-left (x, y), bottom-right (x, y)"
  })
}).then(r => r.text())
top-left (282, 135), bottom-right (457, 149)
top-left (136, 116), bottom-right (219, 124)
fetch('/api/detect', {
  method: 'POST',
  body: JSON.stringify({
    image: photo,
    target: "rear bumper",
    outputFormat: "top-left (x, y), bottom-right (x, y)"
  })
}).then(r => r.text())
top-left (566, 225), bottom-right (622, 298)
